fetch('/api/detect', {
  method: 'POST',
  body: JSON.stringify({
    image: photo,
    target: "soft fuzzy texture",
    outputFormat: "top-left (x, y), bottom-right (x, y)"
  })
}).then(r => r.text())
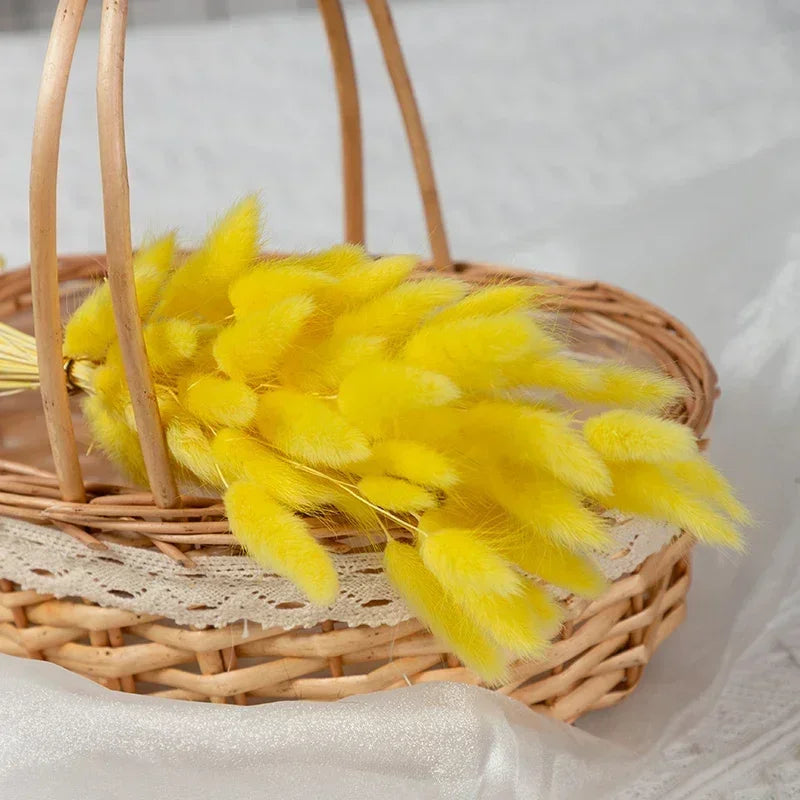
top-left (180, 375), bottom-right (258, 429)
top-left (419, 528), bottom-right (521, 597)
top-left (225, 480), bottom-right (338, 605)
top-left (65, 198), bottom-right (746, 682)
top-left (466, 402), bottom-right (612, 496)
top-left (669, 456), bottom-right (751, 524)
top-left (143, 319), bottom-right (199, 375)
top-left (403, 313), bottom-right (558, 390)
top-left (165, 418), bottom-right (219, 487)
top-left (356, 475), bottom-right (437, 514)
top-left (324, 254), bottom-right (418, 309)
top-left (599, 462), bottom-right (743, 548)
top-left (229, 263), bottom-right (337, 318)
top-left (333, 278), bottom-right (467, 341)
top-left (155, 197), bottom-right (260, 322)
top-left (584, 409), bottom-right (698, 463)
top-left (383, 540), bottom-right (508, 685)
top-left (450, 580), bottom-right (550, 658)
top-left (257, 389), bottom-right (371, 468)
top-left (358, 439), bottom-right (459, 490)
top-left (338, 361), bottom-right (460, 437)
top-left (434, 284), bottom-right (543, 322)
top-left (212, 429), bottom-right (334, 509)
top-left (213, 296), bottom-right (315, 382)
top-left (507, 537), bottom-right (608, 597)
top-left (278, 332), bottom-right (386, 394)
top-left (488, 469), bottom-right (612, 550)
top-left (64, 234), bottom-right (175, 363)
top-left (82, 393), bottom-right (147, 485)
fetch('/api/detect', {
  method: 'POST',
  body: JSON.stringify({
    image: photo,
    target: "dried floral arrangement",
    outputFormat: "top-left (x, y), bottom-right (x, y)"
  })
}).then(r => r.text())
top-left (0, 198), bottom-right (748, 683)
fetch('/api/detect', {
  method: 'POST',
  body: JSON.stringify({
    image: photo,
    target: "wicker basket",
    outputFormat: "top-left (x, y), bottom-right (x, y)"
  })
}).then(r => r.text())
top-left (0, 0), bottom-right (716, 722)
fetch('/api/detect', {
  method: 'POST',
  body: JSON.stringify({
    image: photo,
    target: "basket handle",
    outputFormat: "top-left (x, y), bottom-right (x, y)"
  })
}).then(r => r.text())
top-left (318, 0), bottom-right (365, 246)
top-left (98, 0), bottom-right (179, 509)
top-left (29, 0), bottom-right (88, 503)
top-left (321, 0), bottom-right (452, 268)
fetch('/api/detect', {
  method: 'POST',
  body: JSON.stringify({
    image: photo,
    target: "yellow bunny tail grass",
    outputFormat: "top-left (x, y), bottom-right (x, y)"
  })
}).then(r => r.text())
top-left (229, 263), bottom-right (337, 318)
top-left (213, 296), bottom-right (315, 382)
top-left (507, 538), bottom-right (607, 597)
top-left (338, 361), bottom-right (460, 437)
top-left (142, 319), bottom-right (199, 374)
top-left (90, 345), bottom-right (128, 409)
top-left (490, 470), bottom-right (611, 550)
top-left (600, 462), bottom-right (743, 549)
top-left (392, 406), bottom-right (467, 450)
top-left (82, 394), bottom-right (147, 485)
top-left (225, 481), bottom-right (338, 605)
top-left (502, 355), bottom-right (599, 398)
top-left (131, 233), bottom-right (177, 320)
top-left (447, 580), bottom-right (549, 658)
top-left (403, 314), bottom-right (559, 390)
top-left (327, 487), bottom-right (382, 530)
top-left (123, 385), bottom-right (180, 431)
top-left (580, 363), bottom-right (686, 411)
top-left (202, 196), bottom-right (260, 272)
top-left (356, 475), bottom-right (437, 513)
top-left (63, 283), bottom-right (117, 363)
top-left (293, 242), bottom-right (367, 274)
top-left (278, 333), bottom-right (386, 394)
top-left (134, 232), bottom-right (176, 278)
top-left (434, 284), bottom-right (543, 323)
top-left (156, 196), bottom-right (261, 322)
top-left (257, 389), bottom-right (370, 468)
top-left (383, 539), bottom-right (508, 684)
top-left (63, 234), bottom-right (176, 362)
top-left (669, 456), bottom-right (751, 524)
top-left (333, 278), bottom-right (468, 341)
top-left (165, 418), bottom-right (220, 486)
top-left (584, 409), bottom-right (698, 464)
top-left (419, 528), bottom-right (522, 598)
top-left (467, 402), bottom-right (612, 497)
top-left (211, 429), bottom-right (335, 510)
top-left (180, 375), bottom-right (258, 428)
top-left (364, 439), bottom-right (459, 490)
top-left (418, 500), bottom-right (486, 533)
top-left (518, 582), bottom-right (566, 639)
top-left (326, 255), bottom-right (418, 308)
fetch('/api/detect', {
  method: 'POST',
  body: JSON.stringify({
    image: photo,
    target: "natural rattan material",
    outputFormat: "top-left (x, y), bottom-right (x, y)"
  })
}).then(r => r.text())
top-left (0, 256), bottom-right (712, 719)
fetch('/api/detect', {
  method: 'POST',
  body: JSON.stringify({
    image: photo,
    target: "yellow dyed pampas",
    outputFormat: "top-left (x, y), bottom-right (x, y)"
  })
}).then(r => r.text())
top-left (54, 198), bottom-right (748, 683)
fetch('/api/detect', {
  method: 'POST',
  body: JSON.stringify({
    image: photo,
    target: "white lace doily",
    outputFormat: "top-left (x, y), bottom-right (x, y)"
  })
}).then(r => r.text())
top-left (0, 514), bottom-right (676, 630)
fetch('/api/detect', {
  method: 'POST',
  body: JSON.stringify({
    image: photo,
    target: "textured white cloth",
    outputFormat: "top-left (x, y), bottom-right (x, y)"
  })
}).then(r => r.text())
top-left (1, 0), bottom-right (799, 797)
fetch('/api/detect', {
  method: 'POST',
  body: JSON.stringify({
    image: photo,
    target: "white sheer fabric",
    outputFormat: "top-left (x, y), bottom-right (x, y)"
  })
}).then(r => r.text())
top-left (1, 0), bottom-right (799, 796)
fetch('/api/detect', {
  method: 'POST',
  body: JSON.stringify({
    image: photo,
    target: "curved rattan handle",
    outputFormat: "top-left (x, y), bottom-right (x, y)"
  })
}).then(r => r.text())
top-left (319, 0), bottom-right (452, 267)
top-left (97, 0), bottom-right (179, 508)
top-left (365, 0), bottom-right (451, 269)
top-left (318, 0), bottom-right (365, 246)
top-left (30, 0), bottom-right (88, 503)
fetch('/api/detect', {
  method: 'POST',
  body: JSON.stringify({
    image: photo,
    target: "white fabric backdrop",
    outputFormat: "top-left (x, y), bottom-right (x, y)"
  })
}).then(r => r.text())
top-left (1, 1), bottom-right (799, 796)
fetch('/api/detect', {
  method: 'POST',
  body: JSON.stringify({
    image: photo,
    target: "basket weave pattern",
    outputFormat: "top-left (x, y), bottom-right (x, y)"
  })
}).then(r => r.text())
top-left (0, 0), bottom-right (717, 720)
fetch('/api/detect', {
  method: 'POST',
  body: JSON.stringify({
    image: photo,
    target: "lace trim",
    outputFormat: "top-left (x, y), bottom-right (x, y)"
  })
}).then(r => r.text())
top-left (0, 514), bottom-right (676, 629)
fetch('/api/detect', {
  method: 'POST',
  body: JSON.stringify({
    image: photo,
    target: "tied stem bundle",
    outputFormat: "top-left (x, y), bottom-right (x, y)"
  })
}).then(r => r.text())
top-left (0, 198), bottom-right (749, 683)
